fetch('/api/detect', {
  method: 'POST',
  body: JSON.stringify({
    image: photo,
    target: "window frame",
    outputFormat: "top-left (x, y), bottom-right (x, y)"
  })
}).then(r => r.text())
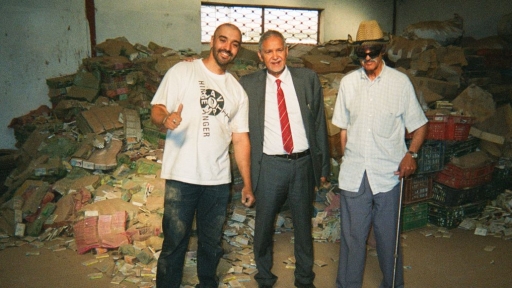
top-left (201, 2), bottom-right (322, 44)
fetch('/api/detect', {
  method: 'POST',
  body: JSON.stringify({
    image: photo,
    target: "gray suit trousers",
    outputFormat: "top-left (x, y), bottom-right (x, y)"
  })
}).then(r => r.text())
top-left (336, 172), bottom-right (404, 288)
top-left (253, 153), bottom-right (316, 287)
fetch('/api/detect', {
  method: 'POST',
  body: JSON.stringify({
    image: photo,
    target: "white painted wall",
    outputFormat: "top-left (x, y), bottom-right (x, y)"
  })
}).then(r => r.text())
top-left (1, 0), bottom-right (511, 149)
top-left (0, 0), bottom-right (90, 149)
top-left (95, 0), bottom-right (202, 54)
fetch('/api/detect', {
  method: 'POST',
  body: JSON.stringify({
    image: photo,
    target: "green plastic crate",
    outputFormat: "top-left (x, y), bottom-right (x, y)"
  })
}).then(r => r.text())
top-left (401, 202), bottom-right (429, 231)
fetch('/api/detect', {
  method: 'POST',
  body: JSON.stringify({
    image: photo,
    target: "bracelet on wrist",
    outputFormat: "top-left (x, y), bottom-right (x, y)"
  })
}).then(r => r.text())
top-left (162, 114), bottom-right (170, 125)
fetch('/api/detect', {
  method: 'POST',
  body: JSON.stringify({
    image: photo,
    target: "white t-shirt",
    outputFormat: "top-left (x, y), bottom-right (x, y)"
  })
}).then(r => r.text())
top-left (150, 59), bottom-right (249, 185)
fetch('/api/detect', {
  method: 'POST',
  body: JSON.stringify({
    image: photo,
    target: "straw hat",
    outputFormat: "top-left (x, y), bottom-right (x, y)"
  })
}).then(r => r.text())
top-left (354, 20), bottom-right (388, 45)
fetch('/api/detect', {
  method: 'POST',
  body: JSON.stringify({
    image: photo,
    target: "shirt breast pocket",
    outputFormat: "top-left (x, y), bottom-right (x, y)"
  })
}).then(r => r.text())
top-left (374, 110), bottom-right (400, 139)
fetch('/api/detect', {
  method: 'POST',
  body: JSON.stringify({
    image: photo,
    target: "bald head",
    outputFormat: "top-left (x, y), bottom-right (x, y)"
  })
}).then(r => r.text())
top-left (213, 23), bottom-right (242, 43)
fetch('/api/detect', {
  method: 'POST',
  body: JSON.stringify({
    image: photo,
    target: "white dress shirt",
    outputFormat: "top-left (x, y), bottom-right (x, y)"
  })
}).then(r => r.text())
top-left (263, 67), bottom-right (309, 155)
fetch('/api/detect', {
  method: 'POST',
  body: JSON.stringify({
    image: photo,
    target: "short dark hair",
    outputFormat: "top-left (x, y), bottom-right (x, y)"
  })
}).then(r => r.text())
top-left (258, 30), bottom-right (286, 51)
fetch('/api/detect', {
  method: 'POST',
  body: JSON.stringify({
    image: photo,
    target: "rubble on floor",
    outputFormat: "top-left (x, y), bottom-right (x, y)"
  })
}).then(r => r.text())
top-left (1, 13), bottom-right (512, 288)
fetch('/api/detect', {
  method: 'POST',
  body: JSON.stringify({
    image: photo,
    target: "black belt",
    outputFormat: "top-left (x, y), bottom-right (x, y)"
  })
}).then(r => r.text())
top-left (269, 149), bottom-right (310, 160)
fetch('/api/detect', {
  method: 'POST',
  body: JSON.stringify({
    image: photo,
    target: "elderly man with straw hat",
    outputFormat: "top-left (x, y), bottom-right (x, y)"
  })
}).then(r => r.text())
top-left (331, 20), bottom-right (428, 288)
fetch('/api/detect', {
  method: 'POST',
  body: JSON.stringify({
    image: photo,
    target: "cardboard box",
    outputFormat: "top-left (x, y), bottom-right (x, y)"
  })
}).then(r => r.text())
top-left (328, 133), bottom-right (342, 158)
top-left (323, 88), bottom-right (338, 119)
top-left (414, 77), bottom-right (459, 99)
top-left (326, 119), bottom-right (341, 136)
top-left (76, 105), bottom-right (123, 134)
top-left (469, 127), bottom-right (505, 144)
top-left (302, 55), bottom-right (347, 74)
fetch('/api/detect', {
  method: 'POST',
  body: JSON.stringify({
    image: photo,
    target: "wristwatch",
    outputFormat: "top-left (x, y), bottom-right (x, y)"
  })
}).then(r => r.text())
top-left (407, 151), bottom-right (418, 159)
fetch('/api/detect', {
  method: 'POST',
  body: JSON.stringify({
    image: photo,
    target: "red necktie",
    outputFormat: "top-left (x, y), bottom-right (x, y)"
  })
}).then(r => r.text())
top-left (276, 79), bottom-right (294, 154)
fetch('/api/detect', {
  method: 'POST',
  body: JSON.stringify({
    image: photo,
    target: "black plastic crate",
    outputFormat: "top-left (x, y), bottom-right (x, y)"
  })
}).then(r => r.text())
top-left (407, 140), bottom-right (445, 174)
top-left (428, 201), bottom-right (487, 229)
top-left (443, 137), bottom-right (480, 164)
top-left (482, 181), bottom-right (507, 201)
top-left (492, 165), bottom-right (512, 186)
top-left (432, 182), bottom-right (483, 206)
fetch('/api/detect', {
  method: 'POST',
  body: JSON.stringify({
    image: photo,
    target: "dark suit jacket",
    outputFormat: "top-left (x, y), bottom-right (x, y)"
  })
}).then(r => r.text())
top-left (239, 67), bottom-right (330, 191)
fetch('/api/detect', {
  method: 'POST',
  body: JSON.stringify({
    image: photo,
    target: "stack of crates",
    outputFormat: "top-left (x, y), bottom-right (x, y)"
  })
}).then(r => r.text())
top-left (429, 147), bottom-right (492, 229)
top-left (401, 139), bottom-right (445, 231)
top-left (403, 114), bottom-right (487, 231)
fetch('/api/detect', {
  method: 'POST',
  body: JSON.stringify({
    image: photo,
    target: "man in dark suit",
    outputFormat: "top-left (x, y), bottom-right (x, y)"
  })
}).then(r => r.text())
top-left (239, 30), bottom-right (330, 288)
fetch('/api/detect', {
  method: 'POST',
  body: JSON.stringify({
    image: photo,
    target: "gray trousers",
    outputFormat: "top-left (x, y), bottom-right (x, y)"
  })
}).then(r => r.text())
top-left (336, 172), bottom-right (404, 288)
top-left (253, 153), bottom-right (316, 287)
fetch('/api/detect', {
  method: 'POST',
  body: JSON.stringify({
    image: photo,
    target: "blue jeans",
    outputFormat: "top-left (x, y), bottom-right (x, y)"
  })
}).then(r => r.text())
top-left (156, 180), bottom-right (230, 288)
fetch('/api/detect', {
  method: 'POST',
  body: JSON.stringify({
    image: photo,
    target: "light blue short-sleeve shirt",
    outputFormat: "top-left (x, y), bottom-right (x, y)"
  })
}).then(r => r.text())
top-left (331, 64), bottom-right (427, 193)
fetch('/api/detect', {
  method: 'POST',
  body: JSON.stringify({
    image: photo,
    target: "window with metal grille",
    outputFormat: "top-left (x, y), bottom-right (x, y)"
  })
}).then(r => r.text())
top-left (201, 3), bottom-right (321, 44)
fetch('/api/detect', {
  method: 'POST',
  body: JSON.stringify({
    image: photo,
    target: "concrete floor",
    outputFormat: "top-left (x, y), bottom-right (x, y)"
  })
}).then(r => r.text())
top-left (1, 227), bottom-right (511, 288)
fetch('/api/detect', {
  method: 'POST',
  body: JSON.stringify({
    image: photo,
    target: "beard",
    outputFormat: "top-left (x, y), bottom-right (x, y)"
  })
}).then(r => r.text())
top-left (212, 48), bottom-right (234, 68)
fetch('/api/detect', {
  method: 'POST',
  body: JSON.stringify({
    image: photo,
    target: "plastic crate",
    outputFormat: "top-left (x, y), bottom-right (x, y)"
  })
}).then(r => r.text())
top-left (435, 172), bottom-right (492, 189)
top-left (482, 181), bottom-right (507, 201)
top-left (428, 201), bottom-right (487, 229)
top-left (426, 115), bottom-right (449, 140)
top-left (443, 137), bottom-right (480, 164)
top-left (407, 115), bottom-right (475, 141)
top-left (492, 165), bottom-right (512, 185)
top-left (401, 201), bottom-right (429, 231)
top-left (432, 182), bottom-right (483, 206)
top-left (403, 174), bottom-right (433, 205)
top-left (407, 140), bottom-right (445, 174)
top-left (442, 162), bottom-right (495, 179)
top-left (446, 115), bottom-right (474, 141)
top-left (434, 162), bottom-right (494, 189)
top-left (481, 164), bottom-right (512, 200)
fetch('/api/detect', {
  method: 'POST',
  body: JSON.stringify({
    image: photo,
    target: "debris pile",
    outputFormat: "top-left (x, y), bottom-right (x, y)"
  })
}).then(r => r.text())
top-left (1, 12), bottom-right (512, 287)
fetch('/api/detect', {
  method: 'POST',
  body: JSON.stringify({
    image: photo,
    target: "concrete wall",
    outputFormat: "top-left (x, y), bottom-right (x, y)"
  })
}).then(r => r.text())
top-left (95, 1), bottom-right (202, 53)
top-left (1, 0), bottom-right (511, 149)
top-left (0, 0), bottom-right (90, 149)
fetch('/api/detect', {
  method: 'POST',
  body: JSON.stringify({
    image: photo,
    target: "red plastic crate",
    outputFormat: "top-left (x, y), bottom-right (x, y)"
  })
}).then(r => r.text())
top-left (407, 115), bottom-right (474, 141)
top-left (446, 115), bottom-right (474, 141)
top-left (405, 115), bottom-right (447, 140)
top-left (442, 162), bottom-right (495, 179)
top-left (426, 115), bottom-right (449, 140)
top-left (434, 162), bottom-right (494, 189)
top-left (403, 174), bottom-right (434, 205)
top-left (434, 172), bottom-right (492, 189)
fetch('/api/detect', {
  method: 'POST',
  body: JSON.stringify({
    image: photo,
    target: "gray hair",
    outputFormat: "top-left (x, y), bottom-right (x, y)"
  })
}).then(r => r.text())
top-left (258, 30), bottom-right (286, 51)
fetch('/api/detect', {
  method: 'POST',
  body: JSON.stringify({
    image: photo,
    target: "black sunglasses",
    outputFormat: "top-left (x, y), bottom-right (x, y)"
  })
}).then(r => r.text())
top-left (355, 46), bottom-right (383, 60)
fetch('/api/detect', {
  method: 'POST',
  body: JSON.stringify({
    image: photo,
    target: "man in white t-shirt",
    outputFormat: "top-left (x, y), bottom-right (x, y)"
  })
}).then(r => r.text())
top-left (150, 23), bottom-right (255, 288)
